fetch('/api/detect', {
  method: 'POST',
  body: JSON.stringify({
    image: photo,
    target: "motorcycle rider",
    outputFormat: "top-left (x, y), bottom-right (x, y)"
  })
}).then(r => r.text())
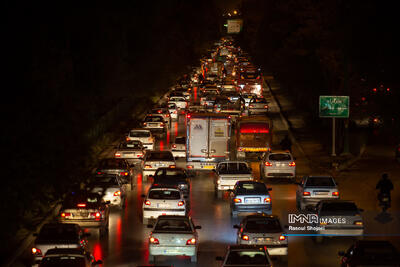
top-left (376, 173), bottom-right (394, 202)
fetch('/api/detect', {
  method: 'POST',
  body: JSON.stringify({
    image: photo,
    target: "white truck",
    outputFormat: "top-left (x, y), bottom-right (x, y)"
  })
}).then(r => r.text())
top-left (186, 113), bottom-right (231, 170)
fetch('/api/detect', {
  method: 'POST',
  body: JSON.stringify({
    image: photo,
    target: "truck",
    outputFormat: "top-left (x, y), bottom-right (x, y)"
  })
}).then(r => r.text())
top-left (236, 115), bottom-right (273, 159)
top-left (186, 113), bottom-right (231, 170)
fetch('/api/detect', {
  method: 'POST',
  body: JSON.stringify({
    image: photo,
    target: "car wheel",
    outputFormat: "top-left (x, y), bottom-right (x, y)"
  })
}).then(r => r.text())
top-left (190, 255), bottom-right (197, 262)
top-left (148, 255), bottom-right (155, 262)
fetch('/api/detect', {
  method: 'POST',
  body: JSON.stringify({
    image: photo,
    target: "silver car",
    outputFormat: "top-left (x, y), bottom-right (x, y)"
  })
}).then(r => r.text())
top-left (260, 150), bottom-right (296, 179)
top-left (141, 150), bottom-right (176, 179)
top-left (150, 108), bottom-right (172, 126)
top-left (168, 96), bottom-right (188, 110)
top-left (171, 136), bottom-right (186, 158)
top-left (142, 185), bottom-right (187, 224)
top-left (230, 181), bottom-right (272, 217)
top-left (248, 97), bottom-right (269, 115)
top-left (114, 140), bottom-right (145, 165)
top-left (296, 175), bottom-right (339, 210)
top-left (216, 245), bottom-right (273, 267)
top-left (234, 214), bottom-right (288, 257)
top-left (90, 175), bottom-right (127, 209)
top-left (126, 128), bottom-right (155, 150)
top-left (142, 115), bottom-right (167, 132)
top-left (148, 215), bottom-right (201, 263)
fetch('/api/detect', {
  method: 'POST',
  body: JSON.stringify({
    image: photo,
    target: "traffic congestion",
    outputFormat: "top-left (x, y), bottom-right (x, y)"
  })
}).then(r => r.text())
top-left (24, 37), bottom-right (400, 267)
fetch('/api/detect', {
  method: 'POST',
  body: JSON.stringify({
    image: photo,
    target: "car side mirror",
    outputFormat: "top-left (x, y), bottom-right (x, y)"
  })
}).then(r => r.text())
top-left (141, 194), bottom-right (146, 198)
top-left (233, 225), bottom-right (240, 229)
top-left (338, 251), bottom-right (346, 257)
top-left (147, 224), bottom-right (153, 229)
top-left (195, 225), bottom-right (202, 229)
top-left (216, 256), bottom-right (224, 261)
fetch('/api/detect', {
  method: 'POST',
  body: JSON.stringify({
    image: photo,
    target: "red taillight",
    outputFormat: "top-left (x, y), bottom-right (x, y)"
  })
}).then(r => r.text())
top-left (143, 122), bottom-right (147, 126)
top-left (187, 165), bottom-right (194, 169)
top-left (332, 191), bottom-right (339, 197)
top-left (289, 161), bottom-right (296, 167)
top-left (264, 105), bottom-right (268, 109)
top-left (120, 172), bottom-right (129, 176)
top-left (279, 235), bottom-right (286, 241)
top-left (166, 114), bottom-right (170, 117)
top-left (137, 153), bottom-right (143, 157)
top-left (303, 191), bottom-right (311, 196)
top-left (173, 110), bottom-right (177, 114)
top-left (114, 190), bottom-right (121, 196)
top-left (115, 153), bottom-right (121, 157)
top-left (149, 237), bottom-right (159, 244)
top-left (145, 200), bottom-right (151, 206)
top-left (172, 144), bottom-right (177, 148)
top-left (169, 165), bottom-right (176, 168)
top-left (186, 114), bottom-right (191, 119)
top-left (90, 212), bottom-right (101, 219)
top-left (372, 88), bottom-right (377, 92)
top-left (97, 171), bottom-right (103, 175)
top-left (178, 201), bottom-right (184, 206)
top-left (186, 238), bottom-right (196, 245)
top-left (264, 197), bottom-right (271, 203)
top-left (233, 198), bottom-right (242, 203)
top-left (126, 137), bottom-right (130, 142)
top-left (249, 105), bottom-right (254, 108)
top-left (32, 247), bottom-right (42, 256)
top-left (387, 88), bottom-right (390, 91)
top-left (241, 235), bottom-right (249, 241)
top-left (61, 212), bottom-right (71, 218)
top-left (264, 161), bottom-right (272, 167)
top-left (157, 110), bottom-right (162, 113)
top-left (160, 122), bottom-right (165, 127)
top-left (144, 165), bottom-right (152, 169)
top-left (77, 203), bottom-right (86, 208)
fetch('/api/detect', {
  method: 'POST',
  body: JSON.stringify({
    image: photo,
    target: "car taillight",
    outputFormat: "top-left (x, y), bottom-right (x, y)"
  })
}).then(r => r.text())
top-left (77, 203), bottom-right (86, 208)
top-left (160, 122), bottom-right (165, 126)
top-left (145, 200), bottom-right (151, 206)
top-left (120, 172), bottom-right (129, 176)
top-left (91, 212), bottom-right (101, 219)
top-left (264, 197), bottom-right (271, 203)
top-left (173, 110), bottom-right (177, 114)
top-left (166, 114), bottom-right (170, 117)
top-left (149, 237), bottom-right (159, 244)
top-left (186, 238), bottom-right (196, 245)
top-left (169, 165), bottom-right (176, 168)
top-left (289, 161), bottom-right (296, 167)
top-left (143, 122), bottom-right (147, 126)
top-left (178, 201), bottom-right (184, 206)
top-left (61, 212), bottom-right (71, 218)
top-left (249, 105), bottom-right (254, 108)
top-left (233, 198), bottom-right (241, 203)
top-left (126, 137), bottom-right (130, 141)
top-left (241, 235), bottom-right (249, 241)
top-left (186, 114), bottom-right (191, 119)
top-left (97, 171), bottom-right (103, 175)
top-left (354, 221), bottom-right (363, 226)
top-left (264, 105), bottom-right (268, 109)
top-left (114, 190), bottom-right (121, 196)
top-left (172, 144), bottom-right (177, 148)
top-left (157, 110), bottom-right (162, 113)
top-left (32, 247), bottom-right (42, 256)
top-left (303, 192), bottom-right (311, 196)
top-left (144, 165), bottom-right (152, 169)
top-left (137, 153), bottom-right (143, 157)
top-left (115, 153), bottom-right (121, 157)
top-left (264, 162), bottom-right (272, 166)
top-left (332, 191), bottom-right (339, 197)
top-left (279, 235), bottom-right (286, 241)
top-left (187, 165), bottom-right (193, 169)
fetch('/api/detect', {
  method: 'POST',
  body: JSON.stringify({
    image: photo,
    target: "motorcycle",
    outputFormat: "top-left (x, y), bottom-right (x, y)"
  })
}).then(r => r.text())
top-left (378, 192), bottom-right (391, 212)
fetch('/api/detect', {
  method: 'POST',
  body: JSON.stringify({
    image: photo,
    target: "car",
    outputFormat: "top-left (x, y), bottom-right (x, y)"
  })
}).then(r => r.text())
top-left (260, 150), bottom-right (296, 179)
top-left (220, 82), bottom-right (238, 93)
top-left (31, 223), bottom-right (89, 264)
top-left (151, 167), bottom-right (191, 196)
top-left (141, 185), bottom-right (187, 224)
top-left (150, 107), bottom-right (172, 126)
top-left (168, 96), bottom-right (188, 110)
top-left (58, 191), bottom-right (110, 235)
top-left (171, 136), bottom-right (186, 158)
top-left (95, 158), bottom-right (133, 186)
top-left (141, 150), bottom-right (176, 180)
top-left (296, 175), bottom-right (339, 210)
top-left (216, 245), bottom-right (273, 266)
top-left (214, 161), bottom-right (254, 198)
top-left (230, 181), bottom-right (272, 217)
top-left (89, 174), bottom-right (127, 209)
top-left (206, 73), bottom-right (220, 82)
top-left (147, 215), bottom-right (201, 263)
top-left (233, 214), bottom-right (288, 258)
top-left (200, 93), bottom-right (218, 108)
top-left (314, 200), bottom-right (364, 243)
top-left (142, 114), bottom-right (167, 132)
top-left (38, 248), bottom-right (102, 267)
top-left (241, 93), bottom-right (258, 108)
top-left (338, 240), bottom-right (400, 267)
top-left (167, 102), bottom-right (179, 121)
top-left (126, 128), bottom-right (155, 150)
top-left (248, 97), bottom-right (269, 115)
top-left (114, 140), bottom-right (146, 164)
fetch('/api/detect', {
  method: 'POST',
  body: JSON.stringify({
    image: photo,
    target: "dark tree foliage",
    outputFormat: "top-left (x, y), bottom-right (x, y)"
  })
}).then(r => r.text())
top-left (1, 0), bottom-right (219, 258)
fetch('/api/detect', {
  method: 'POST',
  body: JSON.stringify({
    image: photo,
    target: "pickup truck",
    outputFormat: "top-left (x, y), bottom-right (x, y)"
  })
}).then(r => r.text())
top-left (214, 161), bottom-right (254, 198)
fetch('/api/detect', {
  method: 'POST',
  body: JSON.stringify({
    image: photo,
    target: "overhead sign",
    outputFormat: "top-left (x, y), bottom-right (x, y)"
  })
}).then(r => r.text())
top-left (319, 96), bottom-right (349, 118)
top-left (227, 19), bottom-right (243, 34)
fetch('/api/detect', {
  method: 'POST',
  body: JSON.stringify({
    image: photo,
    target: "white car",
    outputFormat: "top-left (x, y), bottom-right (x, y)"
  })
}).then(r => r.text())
top-left (168, 96), bottom-right (187, 110)
top-left (148, 215), bottom-right (200, 263)
top-left (90, 175), bottom-right (127, 209)
top-left (168, 102), bottom-right (179, 121)
top-left (126, 129), bottom-right (155, 150)
top-left (260, 150), bottom-right (296, 179)
top-left (142, 115), bottom-right (167, 132)
top-left (171, 136), bottom-right (186, 158)
top-left (142, 186), bottom-right (187, 224)
top-left (141, 151), bottom-right (176, 179)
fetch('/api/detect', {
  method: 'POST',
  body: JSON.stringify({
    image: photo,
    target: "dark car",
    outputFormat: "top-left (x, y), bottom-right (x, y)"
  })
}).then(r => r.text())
top-left (95, 158), bottom-right (133, 187)
top-left (338, 240), bottom-right (400, 266)
top-left (150, 167), bottom-right (191, 196)
top-left (38, 248), bottom-right (102, 267)
top-left (230, 181), bottom-right (272, 217)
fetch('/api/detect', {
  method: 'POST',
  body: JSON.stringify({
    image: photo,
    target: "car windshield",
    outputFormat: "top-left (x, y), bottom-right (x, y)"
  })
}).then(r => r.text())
top-left (226, 251), bottom-right (269, 265)
top-left (305, 177), bottom-right (335, 187)
top-left (269, 154), bottom-right (291, 161)
top-left (218, 162), bottom-right (250, 174)
top-left (98, 159), bottom-right (125, 169)
top-left (63, 194), bottom-right (100, 209)
top-left (154, 218), bottom-right (192, 232)
top-left (37, 225), bottom-right (79, 242)
top-left (148, 190), bottom-right (180, 199)
top-left (170, 97), bottom-right (185, 101)
top-left (236, 183), bottom-right (267, 194)
top-left (129, 131), bottom-right (150, 137)
top-left (144, 116), bottom-right (163, 122)
top-left (155, 169), bottom-right (186, 178)
top-left (119, 142), bottom-right (141, 149)
top-left (39, 257), bottom-right (86, 267)
top-left (320, 202), bottom-right (359, 215)
top-left (147, 152), bottom-right (174, 161)
top-left (244, 218), bottom-right (282, 233)
top-left (250, 98), bottom-right (267, 104)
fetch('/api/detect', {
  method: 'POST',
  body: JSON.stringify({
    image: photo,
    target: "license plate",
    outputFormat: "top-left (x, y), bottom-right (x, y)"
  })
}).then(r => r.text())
top-left (315, 192), bottom-right (328, 195)
top-left (203, 165), bottom-right (214, 169)
top-left (157, 203), bottom-right (170, 208)
top-left (257, 237), bottom-right (271, 242)
top-left (79, 212), bottom-right (89, 217)
top-left (245, 198), bottom-right (260, 203)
